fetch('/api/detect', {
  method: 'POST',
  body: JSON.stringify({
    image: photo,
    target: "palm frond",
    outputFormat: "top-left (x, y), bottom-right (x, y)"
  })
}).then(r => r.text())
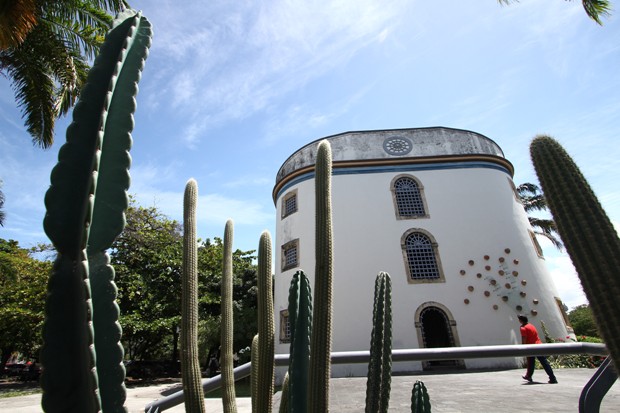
top-left (582, 0), bottom-right (612, 25)
top-left (0, 182), bottom-right (5, 226)
top-left (2, 32), bottom-right (64, 148)
top-left (0, 0), bottom-right (38, 49)
top-left (529, 217), bottom-right (564, 251)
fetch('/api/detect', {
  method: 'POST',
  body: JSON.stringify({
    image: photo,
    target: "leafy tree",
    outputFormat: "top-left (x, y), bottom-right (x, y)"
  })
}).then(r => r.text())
top-left (498, 0), bottom-right (612, 25)
top-left (568, 304), bottom-right (600, 337)
top-left (111, 200), bottom-right (258, 363)
top-left (518, 182), bottom-right (564, 251)
top-left (0, 0), bottom-right (129, 147)
top-left (0, 238), bottom-right (52, 372)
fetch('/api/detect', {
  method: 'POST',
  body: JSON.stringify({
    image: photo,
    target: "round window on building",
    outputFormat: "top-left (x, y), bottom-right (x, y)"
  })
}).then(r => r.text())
top-left (383, 136), bottom-right (413, 156)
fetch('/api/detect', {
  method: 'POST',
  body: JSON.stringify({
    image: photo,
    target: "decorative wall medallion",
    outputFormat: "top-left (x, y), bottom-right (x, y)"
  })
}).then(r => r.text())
top-left (532, 299), bottom-right (539, 305)
top-left (484, 255), bottom-right (490, 260)
top-left (468, 286), bottom-right (474, 292)
top-left (460, 269), bottom-right (466, 275)
top-left (485, 265), bottom-right (491, 271)
top-left (521, 280), bottom-right (527, 286)
top-left (476, 273), bottom-right (482, 278)
top-left (484, 291), bottom-right (490, 297)
top-left (531, 309), bottom-right (538, 316)
top-left (516, 305), bottom-right (523, 311)
top-left (498, 270), bottom-right (505, 276)
top-left (513, 259), bottom-right (519, 265)
top-left (468, 260), bottom-right (475, 266)
top-left (504, 283), bottom-right (511, 289)
top-left (383, 136), bottom-right (413, 156)
top-left (493, 305), bottom-right (499, 310)
top-left (499, 257), bottom-right (505, 263)
top-left (504, 248), bottom-right (511, 254)
top-left (464, 299), bottom-right (470, 304)
top-left (512, 271), bottom-right (519, 276)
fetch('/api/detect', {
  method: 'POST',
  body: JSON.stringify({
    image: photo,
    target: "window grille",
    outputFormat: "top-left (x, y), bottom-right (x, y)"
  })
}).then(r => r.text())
top-left (406, 232), bottom-right (440, 279)
top-left (280, 310), bottom-right (291, 342)
top-left (394, 177), bottom-right (425, 217)
top-left (284, 194), bottom-right (297, 216)
top-left (282, 240), bottom-right (299, 271)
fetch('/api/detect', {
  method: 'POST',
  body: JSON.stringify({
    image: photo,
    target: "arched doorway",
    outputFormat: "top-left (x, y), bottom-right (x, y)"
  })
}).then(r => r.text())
top-left (415, 303), bottom-right (464, 370)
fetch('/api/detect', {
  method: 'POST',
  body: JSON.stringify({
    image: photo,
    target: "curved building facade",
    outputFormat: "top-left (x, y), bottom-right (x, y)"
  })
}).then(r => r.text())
top-left (272, 127), bottom-right (571, 378)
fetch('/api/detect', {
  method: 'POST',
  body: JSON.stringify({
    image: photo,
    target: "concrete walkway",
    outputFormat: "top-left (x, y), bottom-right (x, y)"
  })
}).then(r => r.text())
top-left (2, 368), bottom-right (619, 412)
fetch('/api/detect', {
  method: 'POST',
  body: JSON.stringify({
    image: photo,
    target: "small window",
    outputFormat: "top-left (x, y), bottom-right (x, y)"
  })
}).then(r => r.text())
top-left (280, 310), bottom-right (291, 343)
top-left (281, 239), bottom-right (300, 271)
top-left (281, 190), bottom-right (298, 219)
top-left (529, 230), bottom-right (544, 258)
top-left (401, 229), bottom-right (445, 283)
top-left (391, 175), bottom-right (428, 219)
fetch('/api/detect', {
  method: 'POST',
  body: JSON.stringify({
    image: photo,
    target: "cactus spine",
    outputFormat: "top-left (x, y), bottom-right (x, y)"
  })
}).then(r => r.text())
top-left (181, 179), bottom-right (206, 413)
top-left (308, 139), bottom-right (334, 413)
top-left (365, 272), bottom-right (392, 413)
top-left (288, 270), bottom-right (313, 413)
top-left (221, 219), bottom-right (238, 412)
top-left (256, 231), bottom-right (275, 412)
top-left (41, 10), bottom-right (151, 412)
top-left (530, 135), bottom-right (620, 373)
top-left (411, 380), bottom-right (431, 413)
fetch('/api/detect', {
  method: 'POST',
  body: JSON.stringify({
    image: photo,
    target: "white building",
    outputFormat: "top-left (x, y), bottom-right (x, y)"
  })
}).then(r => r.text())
top-left (272, 127), bottom-right (571, 378)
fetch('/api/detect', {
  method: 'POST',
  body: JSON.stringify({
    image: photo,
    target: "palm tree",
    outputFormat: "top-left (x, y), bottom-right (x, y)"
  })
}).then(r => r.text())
top-left (0, 0), bottom-right (129, 148)
top-left (0, 180), bottom-right (5, 226)
top-left (498, 0), bottom-right (612, 25)
top-left (518, 182), bottom-right (564, 251)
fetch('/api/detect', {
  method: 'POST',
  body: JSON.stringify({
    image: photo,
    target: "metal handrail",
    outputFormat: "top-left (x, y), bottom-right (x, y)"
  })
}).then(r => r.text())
top-left (145, 342), bottom-right (611, 412)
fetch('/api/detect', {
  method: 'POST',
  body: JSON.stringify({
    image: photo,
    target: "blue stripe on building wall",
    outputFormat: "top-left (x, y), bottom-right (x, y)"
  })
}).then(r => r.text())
top-left (275, 161), bottom-right (511, 200)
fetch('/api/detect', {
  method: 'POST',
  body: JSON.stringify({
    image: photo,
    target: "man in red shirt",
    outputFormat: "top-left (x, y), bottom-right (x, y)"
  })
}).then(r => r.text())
top-left (518, 315), bottom-right (558, 384)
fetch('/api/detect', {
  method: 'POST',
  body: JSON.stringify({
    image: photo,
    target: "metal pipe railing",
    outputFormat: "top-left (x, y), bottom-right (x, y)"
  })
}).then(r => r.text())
top-left (145, 343), bottom-right (610, 412)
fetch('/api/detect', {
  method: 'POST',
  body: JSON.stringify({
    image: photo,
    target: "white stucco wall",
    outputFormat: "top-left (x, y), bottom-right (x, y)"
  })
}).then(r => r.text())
top-left (272, 128), bottom-right (570, 379)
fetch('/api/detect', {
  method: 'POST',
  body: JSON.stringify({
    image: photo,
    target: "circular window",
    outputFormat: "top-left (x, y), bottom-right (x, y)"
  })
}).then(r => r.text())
top-left (383, 136), bottom-right (413, 156)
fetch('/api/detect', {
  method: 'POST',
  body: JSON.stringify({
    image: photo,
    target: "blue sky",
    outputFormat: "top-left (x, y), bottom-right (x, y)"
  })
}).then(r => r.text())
top-left (1, 1), bottom-right (619, 310)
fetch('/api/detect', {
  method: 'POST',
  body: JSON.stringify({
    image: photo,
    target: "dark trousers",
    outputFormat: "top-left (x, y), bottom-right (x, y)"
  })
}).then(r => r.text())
top-left (526, 356), bottom-right (556, 380)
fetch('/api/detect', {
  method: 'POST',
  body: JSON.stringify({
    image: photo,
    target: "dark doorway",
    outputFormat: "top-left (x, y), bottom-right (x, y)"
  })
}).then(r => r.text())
top-left (419, 306), bottom-right (462, 369)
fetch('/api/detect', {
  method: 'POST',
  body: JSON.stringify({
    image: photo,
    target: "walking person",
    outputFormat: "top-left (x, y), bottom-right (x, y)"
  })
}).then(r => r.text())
top-left (518, 314), bottom-right (558, 384)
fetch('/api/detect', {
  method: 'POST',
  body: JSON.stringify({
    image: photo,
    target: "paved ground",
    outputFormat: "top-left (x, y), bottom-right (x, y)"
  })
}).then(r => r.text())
top-left (2, 368), bottom-right (619, 412)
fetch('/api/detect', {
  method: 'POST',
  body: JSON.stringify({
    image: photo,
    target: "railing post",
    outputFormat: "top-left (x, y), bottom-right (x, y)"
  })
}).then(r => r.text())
top-left (579, 356), bottom-right (618, 413)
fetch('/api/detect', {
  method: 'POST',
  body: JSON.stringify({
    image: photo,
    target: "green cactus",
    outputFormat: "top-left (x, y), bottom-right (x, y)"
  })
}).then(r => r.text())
top-left (41, 9), bottom-right (151, 413)
top-left (181, 179), bottom-right (206, 413)
top-left (530, 135), bottom-right (620, 374)
top-left (287, 270), bottom-right (312, 413)
top-left (308, 139), bottom-right (334, 413)
top-left (279, 372), bottom-right (290, 413)
top-left (256, 231), bottom-right (275, 412)
top-left (411, 380), bottom-right (431, 413)
top-left (251, 334), bottom-right (259, 413)
top-left (221, 219), bottom-right (238, 413)
top-left (365, 272), bottom-right (393, 413)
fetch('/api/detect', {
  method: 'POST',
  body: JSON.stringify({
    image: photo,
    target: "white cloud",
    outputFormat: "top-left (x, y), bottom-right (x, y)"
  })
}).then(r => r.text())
top-left (138, 0), bottom-right (408, 146)
top-left (545, 253), bottom-right (587, 310)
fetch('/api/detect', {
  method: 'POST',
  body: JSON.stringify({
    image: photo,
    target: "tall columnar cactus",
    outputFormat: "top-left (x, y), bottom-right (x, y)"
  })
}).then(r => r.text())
top-left (308, 139), bottom-right (334, 413)
top-left (411, 380), bottom-right (431, 413)
top-left (279, 372), bottom-right (290, 413)
top-left (251, 334), bottom-right (260, 413)
top-left (221, 219), bottom-right (238, 413)
top-left (288, 270), bottom-right (313, 413)
top-left (41, 9), bottom-right (151, 413)
top-left (365, 272), bottom-right (393, 413)
top-left (181, 179), bottom-right (206, 413)
top-left (530, 135), bottom-right (620, 374)
top-left (256, 231), bottom-right (275, 412)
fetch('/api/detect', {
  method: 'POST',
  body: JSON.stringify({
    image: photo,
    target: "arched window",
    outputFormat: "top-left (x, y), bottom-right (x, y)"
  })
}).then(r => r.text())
top-left (401, 230), bottom-right (444, 283)
top-left (392, 176), bottom-right (427, 218)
